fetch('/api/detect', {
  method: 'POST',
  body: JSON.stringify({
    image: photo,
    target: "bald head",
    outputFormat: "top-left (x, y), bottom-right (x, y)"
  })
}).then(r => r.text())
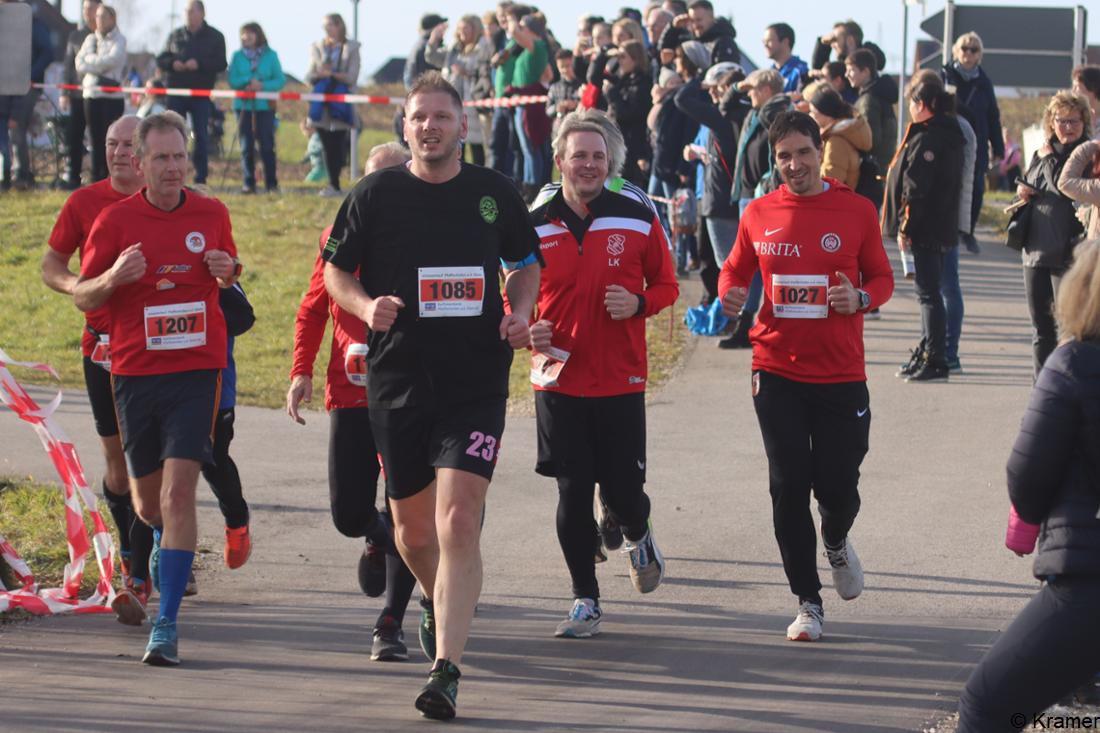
top-left (365, 142), bottom-right (411, 175)
top-left (106, 115), bottom-right (143, 192)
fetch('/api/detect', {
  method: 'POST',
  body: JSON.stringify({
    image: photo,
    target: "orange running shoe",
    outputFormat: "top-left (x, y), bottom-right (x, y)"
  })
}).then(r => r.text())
top-left (224, 525), bottom-right (252, 569)
top-left (111, 580), bottom-right (149, 627)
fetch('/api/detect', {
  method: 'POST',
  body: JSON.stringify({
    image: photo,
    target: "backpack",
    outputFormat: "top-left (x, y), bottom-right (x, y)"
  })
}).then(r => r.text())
top-left (854, 152), bottom-right (884, 206)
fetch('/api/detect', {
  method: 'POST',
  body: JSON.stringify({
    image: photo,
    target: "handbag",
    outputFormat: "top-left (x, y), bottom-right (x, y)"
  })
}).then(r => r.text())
top-left (1004, 198), bottom-right (1032, 251)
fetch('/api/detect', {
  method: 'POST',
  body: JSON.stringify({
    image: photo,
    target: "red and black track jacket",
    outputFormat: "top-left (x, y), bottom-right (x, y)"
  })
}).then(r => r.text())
top-left (528, 188), bottom-right (679, 397)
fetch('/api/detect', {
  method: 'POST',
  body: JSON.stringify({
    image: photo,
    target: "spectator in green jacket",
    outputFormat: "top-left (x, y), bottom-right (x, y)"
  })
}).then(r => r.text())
top-left (228, 22), bottom-right (286, 193)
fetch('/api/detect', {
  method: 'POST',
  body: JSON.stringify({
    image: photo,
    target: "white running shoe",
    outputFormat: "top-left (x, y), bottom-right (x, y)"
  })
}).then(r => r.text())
top-left (554, 598), bottom-right (602, 638)
top-left (824, 537), bottom-right (864, 601)
top-left (786, 601), bottom-right (824, 642)
top-left (625, 522), bottom-right (664, 594)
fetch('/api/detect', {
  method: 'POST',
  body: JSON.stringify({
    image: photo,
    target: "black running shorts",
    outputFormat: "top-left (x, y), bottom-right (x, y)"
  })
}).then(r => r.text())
top-left (369, 398), bottom-right (507, 500)
top-left (112, 370), bottom-right (221, 479)
top-left (82, 356), bottom-right (118, 438)
top-left (534, 391), bottom-right (646, 485)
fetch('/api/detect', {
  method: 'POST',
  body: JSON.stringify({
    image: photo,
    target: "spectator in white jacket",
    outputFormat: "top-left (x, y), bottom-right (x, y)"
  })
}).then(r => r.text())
top-left (75, 4), bottom-right (127, 181)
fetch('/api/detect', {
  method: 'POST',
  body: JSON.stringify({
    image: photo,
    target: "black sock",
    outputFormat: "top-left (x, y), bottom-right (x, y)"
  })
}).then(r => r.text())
top-left (381, 553), bottom-right (417, 627)
top-left (799, 593), bottom-right (824, 608)
top-left (102, 481), bottom-right (132, 556)
top-left (128, 515), bottom-right (155, 585)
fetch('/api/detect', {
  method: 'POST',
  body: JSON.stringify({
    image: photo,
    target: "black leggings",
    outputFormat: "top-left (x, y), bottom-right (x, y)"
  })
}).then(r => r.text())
top-left (1023, 266), bottom-right (1064, 379)
top-left (65, 94), bottom-right (86, 182)
top-left (201, 408), bottom-right (250, 529)
top-left (536, 392), bottom-right (651, 601)
top-left (328, 407), bottom-right (385, 543)
top-left (329, 407), bottom-right (417, 626)
top-left (316, 128), bottom-right (348, 190)
top-left (958, 576), bottom-right (1100, 732)
top-left (752, 371), bottom-right (869, 605)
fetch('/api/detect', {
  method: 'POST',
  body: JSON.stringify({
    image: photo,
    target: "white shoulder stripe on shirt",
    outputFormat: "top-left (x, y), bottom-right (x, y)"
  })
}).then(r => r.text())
top-left (536, 223), bottom-right (569, 238)
top-left (589, 216), bottom-right (653, 236)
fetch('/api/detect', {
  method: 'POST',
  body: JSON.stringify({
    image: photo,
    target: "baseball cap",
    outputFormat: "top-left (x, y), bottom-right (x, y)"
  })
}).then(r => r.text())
top-left (702, 61), bottom-right (742, 88)
top-left (420, 13), bottom-right (447, 31)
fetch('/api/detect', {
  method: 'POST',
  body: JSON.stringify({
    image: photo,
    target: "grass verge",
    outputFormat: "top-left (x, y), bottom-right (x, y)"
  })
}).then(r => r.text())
top-left (0, 477), bottom-right (117, 616)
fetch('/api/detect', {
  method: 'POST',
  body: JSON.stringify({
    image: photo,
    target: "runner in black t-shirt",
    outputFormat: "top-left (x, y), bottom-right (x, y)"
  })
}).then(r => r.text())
top-left (322, 72), bottom-right (540, 721)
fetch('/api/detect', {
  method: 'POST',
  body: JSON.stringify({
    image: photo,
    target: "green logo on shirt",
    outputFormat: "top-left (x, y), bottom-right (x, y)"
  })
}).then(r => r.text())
top-left (479, 196), bottom-right (499, 224)
top-left (323, 237), bottom-right (339, 255)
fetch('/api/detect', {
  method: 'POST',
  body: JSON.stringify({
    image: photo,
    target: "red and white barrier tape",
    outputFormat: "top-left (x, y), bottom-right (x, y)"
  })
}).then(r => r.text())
top-left (0, 348), bottom-right (116, 616)
top-left (33, 83), bottom-right (548, 108)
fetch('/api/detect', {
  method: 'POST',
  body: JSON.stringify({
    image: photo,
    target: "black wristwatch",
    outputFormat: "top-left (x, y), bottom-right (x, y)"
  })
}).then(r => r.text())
top-left (857, 289), bottom-right (871, 311)
top-left (635, 294), bottom-right (646, 317)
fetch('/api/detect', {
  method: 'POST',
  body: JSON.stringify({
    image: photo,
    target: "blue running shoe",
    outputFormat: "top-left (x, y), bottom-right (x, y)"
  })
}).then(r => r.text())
top-left (142, 618), bottom-right (180, 666)
top-left (150, 529), bottom-right (162, 593)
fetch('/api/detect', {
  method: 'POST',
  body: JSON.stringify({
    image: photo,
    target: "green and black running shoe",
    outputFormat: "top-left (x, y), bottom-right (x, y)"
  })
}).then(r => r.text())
top-left (418, 597), bottom-right (436, 661)
top-left (415, 659), bottom-right (461, 720)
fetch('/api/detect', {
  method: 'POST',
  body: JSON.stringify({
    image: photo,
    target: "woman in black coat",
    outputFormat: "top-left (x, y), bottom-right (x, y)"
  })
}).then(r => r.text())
top-left (882, 71), bottom-right (964, 382)
top-left (1015, 91), bottom-right (1091, 377)
top-left (602, 40), bottom-right (652, 188)
top-left (956, 238), bottom-right (1100, 732)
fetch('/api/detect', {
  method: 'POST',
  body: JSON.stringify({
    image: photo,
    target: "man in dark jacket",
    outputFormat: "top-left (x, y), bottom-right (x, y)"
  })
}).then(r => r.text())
top-left (155, 0), bottom-right (227, 186)
top-left (812, 20), bottom-right (885, 72)
top-left (664, 1), bottom-right (741, 68)
top-left (723, 68), bottom-right (791, 348)
top-left (403, 13), bottom-right (448, 90)
top-left (61, 0), bottom-right (101, 189)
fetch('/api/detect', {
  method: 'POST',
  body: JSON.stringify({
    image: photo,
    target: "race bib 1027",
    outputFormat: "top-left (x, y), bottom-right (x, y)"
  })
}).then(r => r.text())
top-left (771, 274), bottom-right (828, 319)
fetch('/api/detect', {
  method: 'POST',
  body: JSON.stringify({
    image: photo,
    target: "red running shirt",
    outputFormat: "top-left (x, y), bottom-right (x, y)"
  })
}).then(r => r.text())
top-left (47, 179), bottom-right (133, 356)
top-left (718, 179), bottom-right (894, 383)
top-left (290, 226), bottom-right (370, 410)
top-left (80, 190), bottom-right (237, 376)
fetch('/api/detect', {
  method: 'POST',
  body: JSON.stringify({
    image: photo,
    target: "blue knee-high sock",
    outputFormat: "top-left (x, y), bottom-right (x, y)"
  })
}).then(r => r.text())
top-left (157, 549), bottom-right (195, 623)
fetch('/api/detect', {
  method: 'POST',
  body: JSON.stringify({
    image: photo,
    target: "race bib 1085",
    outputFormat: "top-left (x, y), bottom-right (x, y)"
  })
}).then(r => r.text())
top-left (418, 266), bottom-right (485, 318)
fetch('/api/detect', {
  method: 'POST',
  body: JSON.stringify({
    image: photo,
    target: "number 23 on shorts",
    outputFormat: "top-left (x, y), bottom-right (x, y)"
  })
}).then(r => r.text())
top-left (465, 430), bottom-right (498, 463)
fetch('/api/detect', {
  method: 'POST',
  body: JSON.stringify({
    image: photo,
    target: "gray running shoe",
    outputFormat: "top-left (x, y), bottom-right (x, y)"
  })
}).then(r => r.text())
top-left (625, 522), bottom-right (664, 594)
top-left (371, 615), bottom-right (408, 662)
top-left (824, 537), bottom-right (864, 601)
top-left (554, 598), bottom-right (603, 638)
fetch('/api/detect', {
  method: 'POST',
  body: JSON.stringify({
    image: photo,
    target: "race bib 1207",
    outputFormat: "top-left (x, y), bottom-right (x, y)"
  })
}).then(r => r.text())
top-left (144, 301), bottom-right (207, 350)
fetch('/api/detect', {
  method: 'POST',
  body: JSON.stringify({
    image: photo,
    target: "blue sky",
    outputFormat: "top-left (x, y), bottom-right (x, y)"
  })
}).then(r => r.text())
top-left (101, 0), bottom-right (1096, 82)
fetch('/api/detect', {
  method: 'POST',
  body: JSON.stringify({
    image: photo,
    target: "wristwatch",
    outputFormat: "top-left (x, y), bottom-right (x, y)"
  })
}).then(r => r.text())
top-left (232, 258), bottom-right (244, 280)
top-left (857, 289), bottom-right (871, 311)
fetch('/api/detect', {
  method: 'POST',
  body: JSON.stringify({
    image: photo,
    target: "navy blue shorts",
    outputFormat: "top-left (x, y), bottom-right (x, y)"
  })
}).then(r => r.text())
top-left (111, 370), bottom-right (221, 478)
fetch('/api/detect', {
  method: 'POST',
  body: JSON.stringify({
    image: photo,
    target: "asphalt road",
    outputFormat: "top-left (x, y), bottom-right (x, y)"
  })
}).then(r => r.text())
top-left (0, 233), bottom-right (1041, 732)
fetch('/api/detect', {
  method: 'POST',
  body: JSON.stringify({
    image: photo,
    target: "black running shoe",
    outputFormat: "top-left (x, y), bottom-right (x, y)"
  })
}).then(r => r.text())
top-left (371, 615), bottom-right (408, 662)
top-left (357, 541), bottom-right (386, 597)
top-left (418, 597), bottom-right (436, 661)
top-left (896, 342), bottom-right (926, 378)
top-left (415, 659), bottom-right (461, 720)
top-left (906, 362), bottom-right (949, 382)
